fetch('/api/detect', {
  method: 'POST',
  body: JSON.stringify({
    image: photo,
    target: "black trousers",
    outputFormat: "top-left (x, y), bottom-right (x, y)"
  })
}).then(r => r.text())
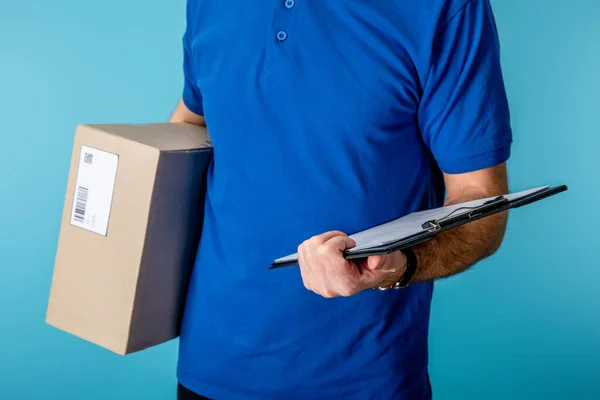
top-left (177, 383), bottom-right (211, 400)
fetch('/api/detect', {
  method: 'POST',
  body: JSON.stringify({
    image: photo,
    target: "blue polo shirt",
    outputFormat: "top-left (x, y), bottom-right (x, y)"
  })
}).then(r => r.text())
top-left (177, 0), bottom-right (512, 398)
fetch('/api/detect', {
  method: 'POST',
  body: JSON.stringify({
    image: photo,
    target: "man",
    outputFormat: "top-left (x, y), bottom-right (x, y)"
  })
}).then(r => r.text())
top-left (170, 0), bottom-right (512, 398)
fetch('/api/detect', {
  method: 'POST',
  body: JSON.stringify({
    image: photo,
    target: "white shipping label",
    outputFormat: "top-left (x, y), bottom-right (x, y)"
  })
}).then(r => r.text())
top-left (70, 145), bottom-right (119, 236)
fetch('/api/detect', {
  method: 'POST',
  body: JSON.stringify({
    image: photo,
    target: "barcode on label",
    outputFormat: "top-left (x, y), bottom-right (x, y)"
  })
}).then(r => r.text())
top-left (74, 186), bottom-right (89, 223)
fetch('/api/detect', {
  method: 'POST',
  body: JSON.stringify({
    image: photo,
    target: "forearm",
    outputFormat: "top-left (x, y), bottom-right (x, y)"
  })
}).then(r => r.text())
top-left (169, 99), bottom-right (206, 126)
top-left (411, 187), bottom-right (508, 282)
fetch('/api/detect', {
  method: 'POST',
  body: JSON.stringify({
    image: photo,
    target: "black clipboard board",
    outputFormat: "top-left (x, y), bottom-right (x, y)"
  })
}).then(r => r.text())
top-left (270, 185), bottom-right (568, 269)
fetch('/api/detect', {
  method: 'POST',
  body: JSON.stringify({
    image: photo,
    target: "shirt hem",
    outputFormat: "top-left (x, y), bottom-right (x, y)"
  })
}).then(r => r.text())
top-left (182, 91), bottom-right (205, 117)
top-left (437, 142), bottom-right (511, 174)
top-left (177, 366), bottom-right (432, 400)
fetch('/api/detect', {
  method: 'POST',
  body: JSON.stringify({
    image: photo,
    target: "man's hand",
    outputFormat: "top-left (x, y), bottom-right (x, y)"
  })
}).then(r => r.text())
top-left (297, 231), bottom-right (407, 298)
top-left (298, 163), bottom-right (509, 298)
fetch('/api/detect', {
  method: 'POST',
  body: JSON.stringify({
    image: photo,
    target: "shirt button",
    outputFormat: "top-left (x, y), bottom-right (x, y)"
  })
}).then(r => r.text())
top-left (276, 30), bottom-right (288, 42)
top-left (284, 0), bottom-right (295, 9)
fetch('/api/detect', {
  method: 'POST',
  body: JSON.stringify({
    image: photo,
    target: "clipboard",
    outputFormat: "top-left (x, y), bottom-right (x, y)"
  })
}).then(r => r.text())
top-left (270, 185), bottom-right (568, 269)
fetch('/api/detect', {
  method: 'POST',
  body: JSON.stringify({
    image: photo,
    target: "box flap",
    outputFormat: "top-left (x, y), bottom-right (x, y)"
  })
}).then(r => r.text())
top-left (82, 123), bottom-right (211, 152)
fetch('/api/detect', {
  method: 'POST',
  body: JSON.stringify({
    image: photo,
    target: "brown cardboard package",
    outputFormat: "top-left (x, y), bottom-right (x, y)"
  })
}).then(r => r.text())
top-left (46, 123), bottom-right (212, 355)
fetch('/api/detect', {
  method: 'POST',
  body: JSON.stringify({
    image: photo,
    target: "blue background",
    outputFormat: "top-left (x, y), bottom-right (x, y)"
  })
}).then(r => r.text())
top-left (0, 0), bottom-right (598, 399)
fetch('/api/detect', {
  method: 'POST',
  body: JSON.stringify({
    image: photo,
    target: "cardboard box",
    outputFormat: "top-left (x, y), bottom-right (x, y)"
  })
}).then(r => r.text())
top-left (46, 123), bottom-right (212, 355)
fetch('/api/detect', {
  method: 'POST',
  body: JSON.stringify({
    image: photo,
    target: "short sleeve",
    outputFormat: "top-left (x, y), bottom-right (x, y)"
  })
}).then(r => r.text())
top-left (418, 0), bottom-right (512, 174)
top-left (181, 4), bottom-right (204, 116)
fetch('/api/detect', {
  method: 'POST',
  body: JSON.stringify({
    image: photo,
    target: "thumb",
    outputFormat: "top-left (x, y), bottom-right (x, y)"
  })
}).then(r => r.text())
top-left (366, 255), bottom-right (384, 270)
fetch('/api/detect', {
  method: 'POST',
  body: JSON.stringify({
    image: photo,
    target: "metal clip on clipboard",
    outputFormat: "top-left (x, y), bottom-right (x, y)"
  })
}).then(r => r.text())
top-left (420, 195), bottom-right (511, 232)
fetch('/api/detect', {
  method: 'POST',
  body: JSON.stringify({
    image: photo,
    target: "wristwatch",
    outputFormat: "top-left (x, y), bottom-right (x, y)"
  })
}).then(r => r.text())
top-left (374, 248), bottom-right (418, 290)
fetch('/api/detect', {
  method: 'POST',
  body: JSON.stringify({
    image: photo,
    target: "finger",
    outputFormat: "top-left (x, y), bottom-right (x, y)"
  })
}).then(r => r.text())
top-left (298, 243), bottom-right (312, 289)
top-left (320, 237), bottom-right (363, 291)
top-left (321, 235), bottom-right (356, 254)
top-left (316, 236), bottom-right (359, 282)
top-left (297, 242), bottom-right (306, 267)
top-left (309, 230), bottom-right (349, 245)
top-left (299, 260), bottom-right (312, 291)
